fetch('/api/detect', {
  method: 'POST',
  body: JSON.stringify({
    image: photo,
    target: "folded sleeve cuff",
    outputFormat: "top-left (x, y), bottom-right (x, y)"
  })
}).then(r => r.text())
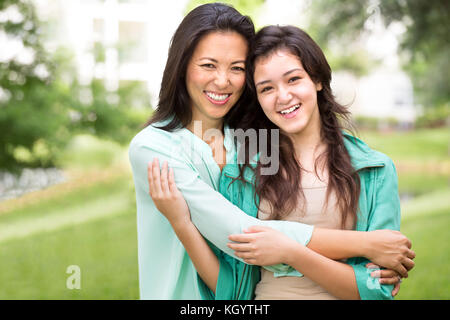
top-left (351, 260), bottom-right (394, 300)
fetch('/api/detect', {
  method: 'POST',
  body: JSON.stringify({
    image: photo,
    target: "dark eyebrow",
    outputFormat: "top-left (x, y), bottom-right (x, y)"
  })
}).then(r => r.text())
top-left (255, 68), bottom-right (304, 87)
top-left (283, 68), bottom-right (303, 76)
top-left (199, 57), bottom-right (245, 65)
top-left (255, 79), bottom-right (271, 87)
top-left (199, 57), bottom-right (218, 63)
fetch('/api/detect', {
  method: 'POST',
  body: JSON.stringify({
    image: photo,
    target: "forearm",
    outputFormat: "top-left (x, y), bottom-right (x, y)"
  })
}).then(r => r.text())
top-left (286, 243), bottom-right (360, 300)
top-left (187, 196), bottom-right (314, 259)
top-left (307, 228), bottom-right (369, 260)
top-left (171, 221), bottom-right (219, 293)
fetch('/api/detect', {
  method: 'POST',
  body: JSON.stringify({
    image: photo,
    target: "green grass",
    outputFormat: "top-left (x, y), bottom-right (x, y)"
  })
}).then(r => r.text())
top-left (360, 128), bottom-right (450, 299)
top-left (0, 170), bottom-right (131, 225)
top-left (56, 134), bottom-right (127, 170)
top-left (0, 210), bottom-right (138, 299)
top-left (397, 205), bottom-right (450, 299)
top-left (0, 173), bottom-right (139, 299)
top-left (398, 172), bottom-right (449, 196)
top-left (358, 128), bottom-right (449, 162)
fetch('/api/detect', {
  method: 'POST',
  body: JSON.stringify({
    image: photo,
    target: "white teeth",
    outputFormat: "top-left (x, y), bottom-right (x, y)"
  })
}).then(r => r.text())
top-left (206, 92), bottom-right (230, 101)
top-left (280, 104), bottom-right (300, 114)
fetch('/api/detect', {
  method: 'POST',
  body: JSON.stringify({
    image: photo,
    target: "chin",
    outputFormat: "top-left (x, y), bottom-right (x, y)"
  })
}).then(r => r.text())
top-left (209, 110), bottom-right (228, 119)
top-left (209, 107), bottom-right (232, 119)
top-left (279, 123), bottom-right (305, 135)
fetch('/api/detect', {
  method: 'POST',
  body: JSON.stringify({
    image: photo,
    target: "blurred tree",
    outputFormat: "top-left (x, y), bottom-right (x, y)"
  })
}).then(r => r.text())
top-left (310, 0), bottom-right (450, 109)
top-left (0, 0), bottom-right (66, 171)
top-left (0, 0), bottom-right (150, 171)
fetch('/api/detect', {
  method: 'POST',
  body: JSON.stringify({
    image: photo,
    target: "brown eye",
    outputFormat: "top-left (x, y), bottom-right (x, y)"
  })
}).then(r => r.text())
top-left (231, 66), bottom-right (245, 72)
top-left (201, 64), bottom-right (215, 68)
top-left (260, 86), bottom-right (272, 93)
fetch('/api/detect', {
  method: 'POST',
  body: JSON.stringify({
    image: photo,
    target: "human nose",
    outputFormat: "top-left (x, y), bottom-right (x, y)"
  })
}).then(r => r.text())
top-left (276, 85), bottom-right (292, 106)
top-left (214, 70), bottom-right (230, 88)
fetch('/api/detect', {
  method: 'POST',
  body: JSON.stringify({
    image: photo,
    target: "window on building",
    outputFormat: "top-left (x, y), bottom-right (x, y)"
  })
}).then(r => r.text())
top-left (118, 21), bottom-right (147, 64)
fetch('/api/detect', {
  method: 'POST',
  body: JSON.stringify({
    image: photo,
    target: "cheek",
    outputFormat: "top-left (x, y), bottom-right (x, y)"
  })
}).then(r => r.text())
top-left (299, 84), bottom-right (318, 102)
top-left (231, 73), bottom-right (246, 92)
top-left (257, 94), bottom-right (273, 112)
top-left (186, 66), bottom-right (209, 90)
top-left (258, 95), bottom-right (277, 119)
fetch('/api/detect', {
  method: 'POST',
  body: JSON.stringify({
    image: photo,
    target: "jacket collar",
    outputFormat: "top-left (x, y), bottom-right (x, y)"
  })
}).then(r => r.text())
top-left (342, 132), bottom-right (386, 171)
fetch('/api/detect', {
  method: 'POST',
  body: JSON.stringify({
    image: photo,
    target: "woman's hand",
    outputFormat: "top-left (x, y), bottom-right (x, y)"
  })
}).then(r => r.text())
top-left (148, 158), bottom-right (219, 292)
top-left (366, 263), bottom-right (402, 297)
top-left (227, 225), bottom-right (299, 266)
top-left (364, 230), bottom-right (416, 278)
top-left (147, 158), bottom-right (190, 228)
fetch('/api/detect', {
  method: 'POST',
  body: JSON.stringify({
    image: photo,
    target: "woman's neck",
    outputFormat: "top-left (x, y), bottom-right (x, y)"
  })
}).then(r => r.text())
top-left (186, 117), bottom-right (227, 170)
top-left (289, 125), bottom-right (326, 173)
top-left (186, 118), bottom-right (224, 143)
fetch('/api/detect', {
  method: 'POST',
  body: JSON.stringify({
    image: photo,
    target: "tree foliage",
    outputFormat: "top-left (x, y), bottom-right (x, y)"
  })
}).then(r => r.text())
top-left (0, 1), bottom-right (150, 171)
top-left (310, 0), bottom-right (450, 109)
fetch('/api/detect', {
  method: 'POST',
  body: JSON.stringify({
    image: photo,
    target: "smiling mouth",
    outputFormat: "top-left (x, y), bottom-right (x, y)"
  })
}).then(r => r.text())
top-left (204, 91), bottom-right (232, 105)
top-left (278, 104), bottom-right (301, 115)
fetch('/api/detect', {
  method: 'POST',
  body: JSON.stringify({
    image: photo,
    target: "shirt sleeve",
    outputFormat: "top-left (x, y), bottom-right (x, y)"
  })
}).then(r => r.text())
top-left (348, 158), bottom-right (401, 300)
top-left (129, 135), bottom-right (314, 261)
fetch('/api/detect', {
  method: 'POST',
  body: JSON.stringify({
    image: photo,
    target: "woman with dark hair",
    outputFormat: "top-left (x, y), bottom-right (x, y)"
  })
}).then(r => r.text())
top-left (132, 3), bottom-right (414, 300)
top-left (132, 2), bottom-right (314, 300)
top-left (225, 25), bottom-right (412, 299)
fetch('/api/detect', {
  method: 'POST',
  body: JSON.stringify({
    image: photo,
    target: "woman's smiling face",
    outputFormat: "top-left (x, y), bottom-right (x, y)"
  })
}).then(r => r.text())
top-left (254, 49), bottom-right (322, 137)
top-left (186, 31), bottom-right (248, 125)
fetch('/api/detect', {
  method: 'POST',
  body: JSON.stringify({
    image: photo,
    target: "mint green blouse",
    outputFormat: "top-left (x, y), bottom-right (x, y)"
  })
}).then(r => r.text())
top-left (128, 122), bottom-right (314, 299)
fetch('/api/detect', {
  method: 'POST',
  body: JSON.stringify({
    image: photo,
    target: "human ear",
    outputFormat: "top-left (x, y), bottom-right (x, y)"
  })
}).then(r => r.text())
top-left (315, 82), bottom-right (322, 91)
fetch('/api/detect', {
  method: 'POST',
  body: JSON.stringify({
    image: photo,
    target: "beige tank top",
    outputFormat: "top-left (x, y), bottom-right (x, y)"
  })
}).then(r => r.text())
top-left (254, 172), bottom-right (354, 300)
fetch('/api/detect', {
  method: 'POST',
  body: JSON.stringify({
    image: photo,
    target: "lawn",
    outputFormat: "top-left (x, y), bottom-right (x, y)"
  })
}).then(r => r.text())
top-left (360, 129), bottom-right (450, 300)
top-left (397, 204), bottom-right (450, 299)
top-left (0, 170), bottom-right (139, 299)
top-left (0, 135), bottom-right (139, 299)
top-left (0, 129), bottom-right (448, 299)
top-left (358, 128), bottom-right (449, 163)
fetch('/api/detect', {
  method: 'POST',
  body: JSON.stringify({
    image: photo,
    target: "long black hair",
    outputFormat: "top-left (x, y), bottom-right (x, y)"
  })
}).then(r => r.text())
top-left (145, 3), bottom-right (255, 131)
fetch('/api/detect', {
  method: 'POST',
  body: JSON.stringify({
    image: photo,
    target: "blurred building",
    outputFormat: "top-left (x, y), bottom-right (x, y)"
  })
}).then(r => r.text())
top-left (332, 69), bottom-right (418, 128)
top-left (33, 0), bottom-right (189, 105)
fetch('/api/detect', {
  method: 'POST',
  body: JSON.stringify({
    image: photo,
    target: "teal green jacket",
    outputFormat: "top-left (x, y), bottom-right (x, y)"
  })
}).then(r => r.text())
top-left (200, 133), bottom-right (401, 300)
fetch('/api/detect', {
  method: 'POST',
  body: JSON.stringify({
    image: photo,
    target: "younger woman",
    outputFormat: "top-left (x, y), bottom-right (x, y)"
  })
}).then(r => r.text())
top-left (147, 25), bottom-right (414, 299)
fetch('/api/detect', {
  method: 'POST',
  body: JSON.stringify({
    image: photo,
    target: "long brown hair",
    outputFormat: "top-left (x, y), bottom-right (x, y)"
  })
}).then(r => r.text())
top-left (238, 25), bottom-right (360, 228)
top-left (145, 3), bottom-right (255, 131)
